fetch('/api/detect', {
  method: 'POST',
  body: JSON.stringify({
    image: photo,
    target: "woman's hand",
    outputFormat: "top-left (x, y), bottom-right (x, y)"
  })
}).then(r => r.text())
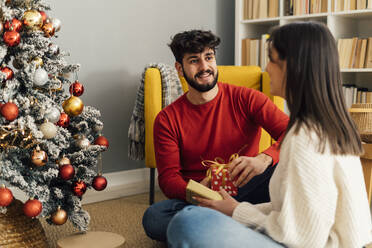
top-left (194, 189), bottom-right (239, 217)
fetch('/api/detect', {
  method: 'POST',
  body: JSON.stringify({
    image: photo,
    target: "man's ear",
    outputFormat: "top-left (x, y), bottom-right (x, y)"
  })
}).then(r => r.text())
top-left (175, 62), bottom-right (183, 77)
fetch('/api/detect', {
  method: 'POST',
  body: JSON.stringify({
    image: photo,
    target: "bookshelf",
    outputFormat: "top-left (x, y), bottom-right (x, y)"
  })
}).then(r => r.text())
top-left (235, 0), bottom-right (372, 106)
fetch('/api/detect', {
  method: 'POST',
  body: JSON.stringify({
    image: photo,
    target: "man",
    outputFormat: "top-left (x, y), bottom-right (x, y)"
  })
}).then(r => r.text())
top-left (142, 30), bottom-right (289, 242)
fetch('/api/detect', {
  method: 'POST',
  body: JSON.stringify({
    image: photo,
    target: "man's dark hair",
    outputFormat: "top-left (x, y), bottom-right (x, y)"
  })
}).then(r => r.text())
top-left (268, 21), bottom-right (362, 155)
top-left (168, 30), bottom-right (221, 64)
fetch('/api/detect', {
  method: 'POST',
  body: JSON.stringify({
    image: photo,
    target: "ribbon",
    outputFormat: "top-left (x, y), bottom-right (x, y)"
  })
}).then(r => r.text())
top-left (202, 153), bottom-right (239, 181)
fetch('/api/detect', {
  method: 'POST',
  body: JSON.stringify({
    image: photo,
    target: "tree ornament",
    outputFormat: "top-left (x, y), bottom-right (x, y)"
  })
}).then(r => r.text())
top-left (33, 68), bottom-right (48, 86)
top-left (45, 107), bottom-right (60, 123)
top-left (1, 102), bottom-right (19, 121)
top-left (32, 57), bottom-right (43, 68)
top-left (94, 136), bottom-right (109, 149)
top-left (92, 174), bottom-right (107, 191)
top-left (39, 11), bottom-right (48, 24)
top-left (48, 43), bottom-right (60, 55)
top-left (3, 30), bottom-right (20, 47)
top-left (5, 18), bottom-right (22, 32)
top-left (59, 164), bottom-right (75, 181)
top-left (22, 10), bottom-right (43, 30)
top-left (58, 157), bottom-right (70, 166)
top-left (62, 96), bottom-right (84, 116)
top-left (31, 146), bottom-right (48, 167)
top-left (56, 112), bottom-right (70, 128)
top-left (51, 206), bottom-right (67, 225)
top-left (1, 66), bottom-right (14, 81)
top-left (23, 198), bottom-right (42, 218)
top-left (75, 135), bottom-right (90, 149)
top-left (69, 81), bottom-right (84, 96)
top-left (0, 185), bottom-right (13, 207)
top-left (40, 122), bottom-right (57, 139)
top-left (42, 22), bottom-right (54, 37)
top-left (50, 18), bottom-right (62, 32)
top-left (72, 180), bottom-right (87, 197)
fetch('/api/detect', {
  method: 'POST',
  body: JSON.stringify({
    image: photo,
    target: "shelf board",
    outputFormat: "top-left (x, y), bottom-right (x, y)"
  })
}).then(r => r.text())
top-left (282, 12), bottom-right (328, 20)
top-left (241, 17), bottom-right (280, 24)
top-left (331, 9), bottom-right (372, 19)
top-left (341, 68), bottom-right (372, 72)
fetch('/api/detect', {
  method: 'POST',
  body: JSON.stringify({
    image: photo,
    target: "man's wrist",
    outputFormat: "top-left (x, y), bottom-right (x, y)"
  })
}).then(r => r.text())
top-left (257, 153), bottom-right (273, 167)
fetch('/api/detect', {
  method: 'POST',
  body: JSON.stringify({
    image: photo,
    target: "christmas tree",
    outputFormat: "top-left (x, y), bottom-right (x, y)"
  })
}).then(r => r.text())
top-left (0, 0), bottom-right (109, 231)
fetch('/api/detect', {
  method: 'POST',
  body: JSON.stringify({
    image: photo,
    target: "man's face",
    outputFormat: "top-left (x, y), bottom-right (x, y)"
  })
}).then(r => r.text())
top-left (176, 48), bottom-right (218, 92)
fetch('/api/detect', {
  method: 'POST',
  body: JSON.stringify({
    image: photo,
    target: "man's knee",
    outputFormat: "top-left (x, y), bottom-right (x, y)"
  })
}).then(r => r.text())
top-left (142, 205), bottom-right (163, 240)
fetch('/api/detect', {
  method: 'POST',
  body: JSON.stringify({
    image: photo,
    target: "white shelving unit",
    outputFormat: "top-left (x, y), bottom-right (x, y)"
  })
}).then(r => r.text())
top-left (235, 0), bottom-right (372, 89)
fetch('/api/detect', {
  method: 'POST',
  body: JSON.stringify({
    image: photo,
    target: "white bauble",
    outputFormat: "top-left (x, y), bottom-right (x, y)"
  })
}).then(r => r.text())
top-left (51, 18), bottom-right (61, 32)
top-left (94, 124), bottom-right (103, 132)
top-left (76, 135), bottom-right (90, 149)
top-left (40, 122), bottom-right (57, 139)
top-left (45, 107), bottom-right (60, 123)
top-left (34, 68), bottom-right (49, 86)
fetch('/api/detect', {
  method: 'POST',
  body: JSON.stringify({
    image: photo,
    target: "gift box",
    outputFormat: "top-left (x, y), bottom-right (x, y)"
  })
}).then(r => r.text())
top-left (210, 167), bottom-right (238, 196)
top-left (202, 154), bottom-right (238, 196)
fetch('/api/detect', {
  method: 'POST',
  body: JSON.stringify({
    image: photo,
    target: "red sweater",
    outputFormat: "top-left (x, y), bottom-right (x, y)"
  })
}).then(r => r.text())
top-left (154, 82), bottom-right (289, 200)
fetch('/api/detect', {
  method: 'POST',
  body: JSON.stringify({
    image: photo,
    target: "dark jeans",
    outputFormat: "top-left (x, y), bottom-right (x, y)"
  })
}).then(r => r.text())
top-left (142, 165), bottom-right (276, 241)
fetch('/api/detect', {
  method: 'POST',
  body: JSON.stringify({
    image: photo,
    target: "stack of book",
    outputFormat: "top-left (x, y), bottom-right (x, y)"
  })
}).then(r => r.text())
top-left (241, 34), bottom-right (270, 70)
top-left (243, 0), bottom-right (279, 20)
top-left (338, 38), bottom-right (372, 69)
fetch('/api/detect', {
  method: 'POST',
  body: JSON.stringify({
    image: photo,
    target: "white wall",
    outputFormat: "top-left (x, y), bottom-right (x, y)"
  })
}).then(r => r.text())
top-left (49, 0), bottom-right (235, 172)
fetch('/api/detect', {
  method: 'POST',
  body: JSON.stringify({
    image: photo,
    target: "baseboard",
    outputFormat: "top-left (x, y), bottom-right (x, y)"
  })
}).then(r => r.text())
top-left (10, 168), bottom-right (160, 205)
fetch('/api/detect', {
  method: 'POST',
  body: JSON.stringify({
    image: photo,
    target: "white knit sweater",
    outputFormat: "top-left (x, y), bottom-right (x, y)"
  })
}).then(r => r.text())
top-left (232, 125), bottom-right (372, 248)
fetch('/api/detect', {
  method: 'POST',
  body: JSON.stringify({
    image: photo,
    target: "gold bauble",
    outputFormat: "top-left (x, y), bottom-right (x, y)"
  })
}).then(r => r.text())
top-left (51, 206), bottom-right (68, 225)
top-left (58, 157), bottom-right (70, 167)
top-left (23, 10), bottom-right (43, 30)
top-left (62, 96), bottom-right (84, 117)
top-left (32, 57), bottom-right (43, 68)
top-left (31, 146), bottom-right (48, 167)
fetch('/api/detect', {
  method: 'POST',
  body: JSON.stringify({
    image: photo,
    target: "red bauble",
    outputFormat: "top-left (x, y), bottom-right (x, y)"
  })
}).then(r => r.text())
top-left (3, 31), bottom-right (20, 47)
top-left (1, 67), bottom-right (14, 81)
top-left (39, 11), bottom-right (48, 24)
top-left (0, 186), bottom-right (13, 207)
top-left (23, 198), bottom-right (42, 218)
top-left (72, 180), bottom-right (87, 197)
top-left (94, 136), bottom-right (109, 149)
top-left (1, 102), bottom-right (19, 121)
top-left (4, 18), bottom-right (22, 32)
top-left (59, 164), bottom-right (75, 181)
top-left (69, 81), bottom-right (84, 97)
top-left (56, 113), bottom-right (70, 128)
top-left (92, 175), bottom-right (107, 191)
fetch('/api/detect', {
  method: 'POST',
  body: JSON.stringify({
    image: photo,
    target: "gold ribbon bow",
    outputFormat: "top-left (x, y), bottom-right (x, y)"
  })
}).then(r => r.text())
top-left (202, 153), bottom-right (239, 181)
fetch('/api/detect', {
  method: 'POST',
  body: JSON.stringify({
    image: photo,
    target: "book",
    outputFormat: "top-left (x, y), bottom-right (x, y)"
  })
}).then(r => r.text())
top-left (186, 179), bottom-right (223, 205)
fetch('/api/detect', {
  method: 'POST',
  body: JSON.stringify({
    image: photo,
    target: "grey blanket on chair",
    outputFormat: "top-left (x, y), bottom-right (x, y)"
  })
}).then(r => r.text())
top-left (128, 63), bottom-right (183, 160)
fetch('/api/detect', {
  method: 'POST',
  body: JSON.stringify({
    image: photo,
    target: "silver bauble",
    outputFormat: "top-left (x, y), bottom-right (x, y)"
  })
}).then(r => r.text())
top-left (45, 107), bottom-right (60, 123)
top-left (33, 68), bottom-right (48, 86)
top-left (76, 135), bottom-right (90, 149)
top-left (51, 18), bottom-right (61, 32)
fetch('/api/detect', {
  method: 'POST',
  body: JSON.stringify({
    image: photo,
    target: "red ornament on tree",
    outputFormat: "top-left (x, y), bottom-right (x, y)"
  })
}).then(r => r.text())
top-left (23, 198), bottom-right (42, 217)
top-left (1, 67), bottom-right (14, 81)
top-left (72, 180), bottom-right (87, 197)
top-left (39, 11), bottom-right (48, 24)
top-left (94, 136), bottom-right (109, 149)
top-left (4, 18), bottom-right (22, 32)
top-left (56, 112), bottom-right (70, 127)
top-left (3, 31), bottom-right (20, 47)
top-left (69, 81), bottom-right (84, 97)
top-left (92, 174), bottom-right (107, 191)
top-left (59, 164), bottom-right (75, 181)
top-left (1, 102), bottom-right (19, 121)
top-left (0, 185), bottom-right (13, 207)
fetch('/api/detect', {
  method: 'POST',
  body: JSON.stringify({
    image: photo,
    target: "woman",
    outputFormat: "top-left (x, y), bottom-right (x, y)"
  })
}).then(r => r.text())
top-left (166, 22), bottom-right (372, 248)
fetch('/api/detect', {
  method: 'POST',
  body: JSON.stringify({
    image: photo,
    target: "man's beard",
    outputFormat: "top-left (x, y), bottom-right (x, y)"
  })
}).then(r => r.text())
top-left (182, 67), bottom-right (218, 93)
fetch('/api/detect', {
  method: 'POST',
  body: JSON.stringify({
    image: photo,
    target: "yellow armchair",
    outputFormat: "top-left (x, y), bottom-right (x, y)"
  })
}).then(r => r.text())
top-left (144, 65), bottom-right (284, 204)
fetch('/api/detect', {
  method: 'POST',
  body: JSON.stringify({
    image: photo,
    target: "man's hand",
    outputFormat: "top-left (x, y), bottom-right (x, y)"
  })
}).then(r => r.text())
top-left (200, 176), bottom-right (211, 188)
top-left (194, 189), bottom-right (239, 217)
top-left (228, 153), bottom-right (273, 188)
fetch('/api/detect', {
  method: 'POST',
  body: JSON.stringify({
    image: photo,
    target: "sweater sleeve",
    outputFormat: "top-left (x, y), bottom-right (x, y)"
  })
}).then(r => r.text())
top-left (232, 130), bottom-right (338, 248)
top-left (153, 112), bottom-right (187, 200)
top-left (245, 90), bottom-right (288, 165)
